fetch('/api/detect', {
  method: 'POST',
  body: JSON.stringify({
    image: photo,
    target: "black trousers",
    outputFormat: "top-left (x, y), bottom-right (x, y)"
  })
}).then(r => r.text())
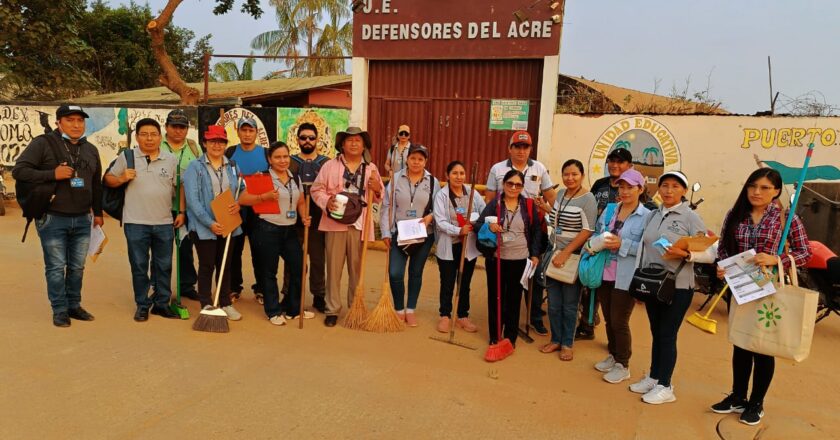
top-left (437, 242), bottom-right (477, 318)
top-left (732, 345), bottom-right (775, 404)
top-left (486, 258), bottom-right (527, 345)
top-left (192, 232), bottom-right (234, 308)
top-left (229, 209), bottom-right (262, 294)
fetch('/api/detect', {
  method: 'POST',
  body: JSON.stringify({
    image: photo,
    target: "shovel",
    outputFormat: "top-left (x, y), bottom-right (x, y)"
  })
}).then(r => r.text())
top-left (687, 285), bottom-right (728, 334)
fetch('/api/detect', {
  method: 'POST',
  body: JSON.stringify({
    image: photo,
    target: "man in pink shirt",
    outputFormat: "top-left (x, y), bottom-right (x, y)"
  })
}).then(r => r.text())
top-left (311, 127), bottom-right (384, 327)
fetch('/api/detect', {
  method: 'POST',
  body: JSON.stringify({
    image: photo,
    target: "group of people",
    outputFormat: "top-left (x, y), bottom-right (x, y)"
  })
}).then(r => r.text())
top-left (14, 105), bottom-right (812, 426)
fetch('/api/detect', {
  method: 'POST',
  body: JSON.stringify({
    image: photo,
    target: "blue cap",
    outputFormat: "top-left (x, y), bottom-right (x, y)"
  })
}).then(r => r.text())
top-left (237, 117), bottom-right (257, 129)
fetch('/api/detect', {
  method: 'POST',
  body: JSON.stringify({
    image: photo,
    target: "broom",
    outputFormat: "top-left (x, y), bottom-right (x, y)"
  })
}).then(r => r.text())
top-left (364, 171), bottom-right (405, 332)
top-left (193, 173), bottom-right (243, 333)
top-left (169, 165), bottom-right (189, 319)
top-left (343, 187), bottom-right (374, 329)
top-left (297, 187), bottom-right (313, 329)
top-left (430, 162), bottom-right (478, 349)
top-left (485, 198), bottom-right (515, 362)
top-left (687, 284), bottom-right (729, 334)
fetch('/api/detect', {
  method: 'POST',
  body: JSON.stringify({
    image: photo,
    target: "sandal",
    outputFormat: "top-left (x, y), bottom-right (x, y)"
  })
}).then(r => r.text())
top-left (559, 346), bottom-right (574, 361)
top-left (540, 342), bottom-right (561, 354)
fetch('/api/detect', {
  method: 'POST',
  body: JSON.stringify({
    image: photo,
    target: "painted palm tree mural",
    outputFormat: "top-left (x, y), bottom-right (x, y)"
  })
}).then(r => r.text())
top-left (643, 146), bottom-right (661, 165)
top-left (606, 129), bottom-right (666, 195)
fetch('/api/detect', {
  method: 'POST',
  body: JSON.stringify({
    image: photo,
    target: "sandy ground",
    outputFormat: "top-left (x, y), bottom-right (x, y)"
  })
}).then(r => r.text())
top-left (1, 202), bottom-right (839, 440)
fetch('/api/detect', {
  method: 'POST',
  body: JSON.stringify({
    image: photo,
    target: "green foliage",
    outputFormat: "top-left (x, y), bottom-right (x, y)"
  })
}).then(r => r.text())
top-left (252, 0), bottom-right (351, 78)
top-left (78, 0), bottom-right (212, 93)
top-left (213, 54), bottom-right (256, 82)
top-left (0, 0), bottom-right (97, 99)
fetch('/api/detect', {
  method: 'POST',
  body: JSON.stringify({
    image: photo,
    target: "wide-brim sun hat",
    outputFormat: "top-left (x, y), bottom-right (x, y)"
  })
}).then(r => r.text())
top-left (335, 126), bottom-right (372, 153)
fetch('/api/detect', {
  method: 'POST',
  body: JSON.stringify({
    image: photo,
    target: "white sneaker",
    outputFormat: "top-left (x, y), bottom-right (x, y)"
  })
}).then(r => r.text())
top-left (269, 315), bottom-right (286, 326)
top-left (594, 354), bottom-right (616, 373)
top-left (284, 310), bottom-right (316, 320)
top-left (222, 305), bottom-right (242, 321)
top-left (642, 384), bottom-right (676, 405)
top-left (629, 374), bottom-right (658, 394)
top-left (603, 363), bottom-right (631, 384)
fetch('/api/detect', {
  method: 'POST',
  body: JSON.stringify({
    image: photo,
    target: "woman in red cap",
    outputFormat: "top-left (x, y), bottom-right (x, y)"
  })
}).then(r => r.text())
top-left (183, 125), bottom-right (244, 321)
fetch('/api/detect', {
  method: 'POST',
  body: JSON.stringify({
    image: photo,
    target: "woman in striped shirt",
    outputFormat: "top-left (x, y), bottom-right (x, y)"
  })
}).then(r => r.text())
top-left (541, 159), bottom-right (597, 361)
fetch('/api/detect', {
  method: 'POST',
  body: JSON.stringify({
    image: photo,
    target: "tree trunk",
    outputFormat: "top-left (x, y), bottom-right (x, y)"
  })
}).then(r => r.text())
top-left (147, 0), bottom-right (200, 105)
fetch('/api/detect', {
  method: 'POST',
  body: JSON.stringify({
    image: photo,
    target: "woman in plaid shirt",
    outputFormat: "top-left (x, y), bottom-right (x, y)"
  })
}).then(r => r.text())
top-left (710, 168), bottom-right (811, 426)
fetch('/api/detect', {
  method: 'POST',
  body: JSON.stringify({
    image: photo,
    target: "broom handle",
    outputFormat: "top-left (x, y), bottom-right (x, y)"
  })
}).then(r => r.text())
top-left (212, 174), bottom-right (243, 309)
top-left (496, 198), bottom-right (503, 341)
top-left (356, 184), bottom-right (375, 290)
top-left (778, 142), bottom-right (815, 256)
top-left (385, 171), bottom-right (397, 275)
top-left (299, 192), bottom-right (310, 329)
top-left (701, 284), bottom-right (729, 319)
top-left (449, 162), bottom-right (478, 341)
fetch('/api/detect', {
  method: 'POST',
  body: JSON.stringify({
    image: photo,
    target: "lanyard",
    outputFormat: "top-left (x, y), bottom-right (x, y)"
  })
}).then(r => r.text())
top-left (63, 141), bottom-right (81, 175)
top-left (271, 170), bottom-right (296, 212)
top-left (340, 156), bottom-right (364, 191)
top-left (405, 174), bottom-right (424, 209)
top-left (504, 202), bottom-right (520, 232)
top-left (210, 164), bottom-right (225, 197)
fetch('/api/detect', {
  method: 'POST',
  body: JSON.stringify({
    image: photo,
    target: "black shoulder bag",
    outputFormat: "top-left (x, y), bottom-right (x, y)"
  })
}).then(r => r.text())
top-left (628, 212), bottom-right (687, 305)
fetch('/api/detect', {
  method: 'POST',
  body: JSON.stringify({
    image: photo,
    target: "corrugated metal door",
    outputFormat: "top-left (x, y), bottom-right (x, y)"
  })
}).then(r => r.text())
top-left (368, 59), bottom-right (544, 179)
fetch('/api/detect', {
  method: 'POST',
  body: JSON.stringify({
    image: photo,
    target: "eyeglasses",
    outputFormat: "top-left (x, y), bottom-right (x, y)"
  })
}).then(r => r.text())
top-left (747, 183), bottom-right (777, 192)
top-left (398, 131), bottom-right (410, 137)
top-left (504, 182), bottom-right (524, 189)
top-left (298, 135), bottom-right (317, 141)
top-left (137, 132), bottom-right (160, 138)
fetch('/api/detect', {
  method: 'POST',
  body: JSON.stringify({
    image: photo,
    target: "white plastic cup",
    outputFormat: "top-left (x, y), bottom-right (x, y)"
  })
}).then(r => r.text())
top-left (332, 194), bottom-right (349, 219)
top-left (485, 215), bottom-right (498, 224)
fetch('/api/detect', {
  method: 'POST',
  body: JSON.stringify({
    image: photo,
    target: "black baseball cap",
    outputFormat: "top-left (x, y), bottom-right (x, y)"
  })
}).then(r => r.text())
top-left (607, 148), bottom-right (632, 162)
top-left (407, 144), bottom-right (429, 158)
top-left (56, 104), bottom-right (89, 119)
top-left (166, 109), bottom-right (190, 127)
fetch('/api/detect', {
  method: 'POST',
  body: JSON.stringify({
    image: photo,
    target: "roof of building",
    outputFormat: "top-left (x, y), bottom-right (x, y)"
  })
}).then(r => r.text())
top-left (558, 75), bottom-right (729, 115)
top-left (76, 75), bottom-right (351, 105)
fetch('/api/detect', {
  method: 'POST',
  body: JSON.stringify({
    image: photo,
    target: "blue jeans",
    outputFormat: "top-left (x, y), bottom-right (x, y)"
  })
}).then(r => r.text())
top-left (252, 219), bottom-right (303, 318)
top-left (35, 214), bottom-right (91, 314)
top-left (389, 235), bottom-right (434, 311)
top-left (546, 278), bottom-right (582, 346)
top-left (124, 223), bottom-right (174, 309)
top-left (645, 289), bottom-right (694, 387)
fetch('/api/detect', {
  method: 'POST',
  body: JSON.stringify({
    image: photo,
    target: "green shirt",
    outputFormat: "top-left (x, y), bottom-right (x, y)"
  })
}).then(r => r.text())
top-left (161, 138), bottom-right (200, 211)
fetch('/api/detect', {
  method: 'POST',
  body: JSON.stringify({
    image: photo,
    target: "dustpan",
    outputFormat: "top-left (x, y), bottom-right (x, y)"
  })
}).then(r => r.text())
top-left (687, 285), bottom-right (728, 334)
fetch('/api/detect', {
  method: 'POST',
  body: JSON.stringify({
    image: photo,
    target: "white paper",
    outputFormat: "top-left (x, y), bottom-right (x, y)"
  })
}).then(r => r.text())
top-left (177, 225), bottom-right (188, 243)
top-left (719, 249), bottom-right (777, 305)
top-left (520, 258), bottom-right (537, 289)
top-left (396, 219), bottom-right (427, 244)
top-left (87, 224), bottom-right (107, 261)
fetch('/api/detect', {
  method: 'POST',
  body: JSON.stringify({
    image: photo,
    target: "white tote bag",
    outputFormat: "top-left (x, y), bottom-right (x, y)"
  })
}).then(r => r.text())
top-left (728, 256), bottom-right (819, 362)
top-left (545, 251), bottom-right (581, 284)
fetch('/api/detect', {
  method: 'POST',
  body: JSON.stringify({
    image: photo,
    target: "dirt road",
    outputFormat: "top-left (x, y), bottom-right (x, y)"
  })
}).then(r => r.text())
top-left (1, 203), bottom-right (838, 439)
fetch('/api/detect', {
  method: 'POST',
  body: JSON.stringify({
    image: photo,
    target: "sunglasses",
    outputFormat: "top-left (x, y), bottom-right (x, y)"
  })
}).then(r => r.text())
top-left (298, 135), bottom-right (317, 141)
top-left (398, 131), bottom-right (410, 137)
top-left (504, 181), bottom-right (524, 189)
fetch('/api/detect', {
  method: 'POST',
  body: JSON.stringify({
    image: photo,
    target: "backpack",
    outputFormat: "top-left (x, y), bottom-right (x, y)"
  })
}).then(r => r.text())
top-left (16, 133), bottom-right (65, 242)
top-left (101, 149), bottom-right (135, 223)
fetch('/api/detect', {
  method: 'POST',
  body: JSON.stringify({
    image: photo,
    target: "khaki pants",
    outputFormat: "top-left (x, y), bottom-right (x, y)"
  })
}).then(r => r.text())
top-left (325, 229), bottom-right (362, 316)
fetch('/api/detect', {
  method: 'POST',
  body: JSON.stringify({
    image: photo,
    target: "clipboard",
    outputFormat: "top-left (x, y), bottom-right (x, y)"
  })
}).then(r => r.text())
top-left (244, 174), bottom-right (280, 214)
top-left (210, 189), bottom-right (243, 236)
top-left (672, 235), bottom-right (718, 252)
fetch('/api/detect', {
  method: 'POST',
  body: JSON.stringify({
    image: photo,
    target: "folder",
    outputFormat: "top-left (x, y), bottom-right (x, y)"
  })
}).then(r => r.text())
top-left (210, 189), bottom-right (243, 237)
top-left (244, 174), bottom-right (280, 214)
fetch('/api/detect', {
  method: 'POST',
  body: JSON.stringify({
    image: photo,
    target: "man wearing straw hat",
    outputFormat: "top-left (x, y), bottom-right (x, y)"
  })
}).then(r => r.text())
top-left (311, 126), bottom-right (384, 327)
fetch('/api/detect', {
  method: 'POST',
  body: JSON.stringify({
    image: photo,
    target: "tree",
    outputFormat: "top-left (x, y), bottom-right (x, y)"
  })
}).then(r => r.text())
top-left (213, 54), bottom-right (256, 82)
top-left (147, 0), bottom-right (263, 104)
top-left (0, 0), bottom-right (97, 100)
top-left (251, 0), bottom-right (351, 78)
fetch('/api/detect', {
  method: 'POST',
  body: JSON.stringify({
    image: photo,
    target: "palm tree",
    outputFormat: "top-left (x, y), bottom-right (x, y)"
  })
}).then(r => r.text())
top-left (251, 0), bottom-right (350, 78)
top-left (213, 54), bottom-right (256, 82)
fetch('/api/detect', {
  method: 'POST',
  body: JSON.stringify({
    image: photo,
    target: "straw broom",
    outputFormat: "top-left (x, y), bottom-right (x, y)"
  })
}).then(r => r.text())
top-left (363, 171), bottom-right (405, 332)
top-left (343, 188), bottom-right (374, 329)
top-left (193, 174), bottom-right (243, 333)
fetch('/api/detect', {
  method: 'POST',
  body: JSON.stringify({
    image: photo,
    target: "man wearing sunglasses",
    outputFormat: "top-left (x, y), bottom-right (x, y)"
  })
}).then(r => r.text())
top-left (384, 124), bottom-right (412, 175)
top-left (485, 130), bottom-right (556, 336)
top-left (283, 122), bottom-right (329, 313)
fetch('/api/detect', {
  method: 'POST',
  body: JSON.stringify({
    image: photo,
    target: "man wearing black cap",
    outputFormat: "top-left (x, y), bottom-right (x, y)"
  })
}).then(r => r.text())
top-left (161, 109), bottom-right (201, 300)
top-left (13, 104), bottom-right (103, 327)
top-left (578, 147), bottom-right (634, 340)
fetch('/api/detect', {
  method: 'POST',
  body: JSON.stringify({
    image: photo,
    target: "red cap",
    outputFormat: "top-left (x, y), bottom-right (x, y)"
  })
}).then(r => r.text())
top-left (204, 125), bottom-right (228, 141)
top-left (509, 130), bottom-right (532, 146)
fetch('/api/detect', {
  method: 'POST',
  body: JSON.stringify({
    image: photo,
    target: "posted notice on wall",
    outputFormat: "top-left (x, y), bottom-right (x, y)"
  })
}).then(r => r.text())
top-left (718, 249), bottom-right (776, 305)
top-left (489, 99), bottom-right (529, 131)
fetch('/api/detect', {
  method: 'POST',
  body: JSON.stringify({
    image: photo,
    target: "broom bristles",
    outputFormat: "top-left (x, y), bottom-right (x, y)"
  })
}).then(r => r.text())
top-left (343, 287), bottom-right (368, 329)
top-left (363, 285), bottom-right (405, 333)
top-left (192, 309), bottom-right (229, 333)
top-left (484, 339), bottom-right (515, 362)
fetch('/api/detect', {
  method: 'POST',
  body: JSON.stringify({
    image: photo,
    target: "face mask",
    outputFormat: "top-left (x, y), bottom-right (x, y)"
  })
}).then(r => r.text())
top-left (61, 131), bottom-right (85, 143)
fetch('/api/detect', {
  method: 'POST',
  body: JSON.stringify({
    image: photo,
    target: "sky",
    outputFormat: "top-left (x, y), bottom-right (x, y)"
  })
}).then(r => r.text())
top-left (121, 0), bottom-right (840, 115)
